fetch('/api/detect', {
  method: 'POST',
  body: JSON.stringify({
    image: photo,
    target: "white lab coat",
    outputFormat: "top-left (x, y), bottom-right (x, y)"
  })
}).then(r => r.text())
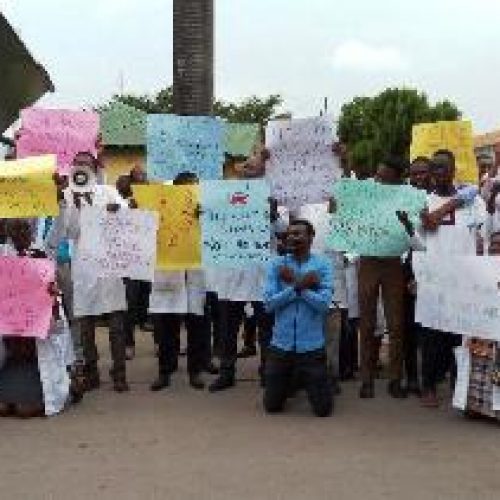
top-left (149, 270), bottom-right (206, 316)
top-left (345, 258), bottom-right (359, 320)
top-left (206, 266), bottom-right (266, 302)
top-left (36, 306), bottom-right (75, 416)
top-left (48, 185), bottom-right (128, 317)
top-left (420, 194), bottom-right (486, 256)
top-left (330, 251), bottom-right (347, 308)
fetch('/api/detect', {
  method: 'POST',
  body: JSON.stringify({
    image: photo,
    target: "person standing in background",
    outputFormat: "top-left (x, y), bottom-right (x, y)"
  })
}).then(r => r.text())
top-left (116, 166), bottom-right (152, 360)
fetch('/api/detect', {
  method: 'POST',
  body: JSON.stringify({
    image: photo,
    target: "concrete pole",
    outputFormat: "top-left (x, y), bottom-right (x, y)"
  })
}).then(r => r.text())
top-left (173, 0), bottom-right (214, 115)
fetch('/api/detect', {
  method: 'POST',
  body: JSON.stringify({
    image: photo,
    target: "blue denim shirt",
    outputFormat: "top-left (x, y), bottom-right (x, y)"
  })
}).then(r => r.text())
top-left (264, 253), bottom-right (334, 353)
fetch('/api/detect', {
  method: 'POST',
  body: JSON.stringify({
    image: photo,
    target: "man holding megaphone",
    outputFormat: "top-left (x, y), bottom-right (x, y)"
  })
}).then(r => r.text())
top-left (47, 152), bottom-right (130, 393)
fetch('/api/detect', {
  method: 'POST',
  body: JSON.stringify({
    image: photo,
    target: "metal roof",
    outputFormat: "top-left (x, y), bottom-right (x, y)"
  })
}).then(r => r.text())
top-left (0, 13), bottom-right (54, 133)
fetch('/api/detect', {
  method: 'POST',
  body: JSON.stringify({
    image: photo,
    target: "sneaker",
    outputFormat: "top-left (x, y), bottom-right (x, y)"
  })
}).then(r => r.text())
top-left (204, 362), bottom-right (220, 375)
top-left (208, 376), bottom-right (235, 393)
top-left (332, 379), bottom-right (342, 395)
top-left (359, 381), bottom-right (374, 399)
top-left (113, 380), bottom-right (130, 393)
top-left (189, 373), bottom-right (206, 390)
top-left (85, 372), bottom-right (101, 392)
top-left (406, 380), bottom-right (422, 397)
top-left (420, 390), bottom-right (439, 408)
top-left (237, 345), bottom-right (257, 359)
top-left (140, 321), bottom-right (154, 332)
top-left (150, 375), bottom-right (170, 392)
top-left (387, 380), bottom-right (408, 399)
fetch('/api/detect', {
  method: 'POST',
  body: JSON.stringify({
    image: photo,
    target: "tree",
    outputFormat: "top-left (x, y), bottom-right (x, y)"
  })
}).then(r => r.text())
top-left (338, 87), bottom-right (461, 177)
top-left (98, 87), bottom-right (174, 114)
top-left (99, 87), bottom-right (283, 127)
top-left (213, 94), bottom-right (283, 126)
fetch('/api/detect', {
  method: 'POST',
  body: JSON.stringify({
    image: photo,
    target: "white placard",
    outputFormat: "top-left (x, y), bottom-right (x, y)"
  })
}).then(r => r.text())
top-left (265, 116), bottom-right (341, 209)
top-left (79, 207), bottom-right (158, 281)
top-left (414, 254), bottom-right (500, 341)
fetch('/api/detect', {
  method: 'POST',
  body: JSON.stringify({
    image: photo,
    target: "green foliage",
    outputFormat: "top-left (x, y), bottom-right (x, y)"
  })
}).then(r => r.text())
top-left (213, 94), bottom-right (283, 127)
top-left (338, 87), bottom-right (461, 177)
top-left (99, 88), bottom-right (283, 128)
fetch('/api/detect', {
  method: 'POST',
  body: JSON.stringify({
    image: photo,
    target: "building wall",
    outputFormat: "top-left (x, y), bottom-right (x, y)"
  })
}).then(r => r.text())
top-left (101, 148), bottom-right (145, 186)
top-left (475, 144), bottom-right (500, 166)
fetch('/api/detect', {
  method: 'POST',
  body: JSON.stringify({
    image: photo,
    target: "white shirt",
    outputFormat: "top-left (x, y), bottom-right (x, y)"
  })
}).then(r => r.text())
top-left (420, 193), bottom-right (486, 256)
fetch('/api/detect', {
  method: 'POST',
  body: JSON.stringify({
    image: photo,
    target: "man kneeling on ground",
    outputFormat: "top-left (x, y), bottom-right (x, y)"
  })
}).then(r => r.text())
top-left (263, 219), bottom-right (334, 417)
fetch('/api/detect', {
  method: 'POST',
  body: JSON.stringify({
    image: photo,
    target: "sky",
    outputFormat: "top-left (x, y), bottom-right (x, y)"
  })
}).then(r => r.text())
top-left (2, 0), bottom-right (500, 133)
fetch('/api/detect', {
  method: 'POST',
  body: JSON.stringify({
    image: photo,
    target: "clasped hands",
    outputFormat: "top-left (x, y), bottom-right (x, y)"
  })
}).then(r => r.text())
top-left (278, 266), bottom-right (320, 292)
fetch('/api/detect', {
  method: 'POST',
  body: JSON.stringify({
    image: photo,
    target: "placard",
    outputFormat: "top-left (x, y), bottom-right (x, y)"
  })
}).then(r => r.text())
top-left (414, 254), bottom-right (500, 341)
top-left (265, 116), bottom-right (340, 208)
top-left (133, 184), bottom-right (201, 270)
top-left (410, 120), bottom-right (476, 184)
top-left (202, 180), bottom-right (271, 266)
top-left (327, 179), bottom-right (427, 257)
top-left (79, 207), bottom-right (158, 281)
top-left (224, 123), bottom-right (260, 158)
top-left (147, 114), bottom-right (223, 181)
top-left (0, 257), bottom-right (55, 338)
top-left (0, 155), bottom-right (59, 218)
top-left (16, 108), bottom-right (99, 174)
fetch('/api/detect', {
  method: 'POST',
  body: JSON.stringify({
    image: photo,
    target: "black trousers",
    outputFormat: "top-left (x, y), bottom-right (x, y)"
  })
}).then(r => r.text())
top-left (420, 328), bottom-right (461, 391)
top-left (205, 292), bottom-right (220, 353)
top-left (80, 312), bottom-right (126, 381)
top-left (241, 302), bottom-right (273, 349)
top-left (153, 314), bottom-right (209, 376)
top-left (218, 300), bottom-right (273, 380)
top-left (339, 311), bottom-right (358, 379)
top-left (264, 347), bottom-right (333, 417)
top-left (124, 279), bottom-right (151, 348)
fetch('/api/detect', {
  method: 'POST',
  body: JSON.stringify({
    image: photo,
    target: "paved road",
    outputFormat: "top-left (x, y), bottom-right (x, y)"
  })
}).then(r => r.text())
top-left (1, 331), bottom-right (499, 500)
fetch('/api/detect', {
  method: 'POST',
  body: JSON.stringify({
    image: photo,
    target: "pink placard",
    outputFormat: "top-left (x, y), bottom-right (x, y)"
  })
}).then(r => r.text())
top-left (16, 108), bottom-right (100, 174)
top-left (0, 257), bottom-right (55, 339)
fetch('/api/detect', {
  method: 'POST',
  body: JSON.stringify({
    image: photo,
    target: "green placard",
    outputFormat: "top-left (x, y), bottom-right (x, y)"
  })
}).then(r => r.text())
top-left (100, 102), bottom-right (146, 146)
top-left (224, 123), bottom-right (260, 158)
top-left (327, 179), bottom-right (427, 257)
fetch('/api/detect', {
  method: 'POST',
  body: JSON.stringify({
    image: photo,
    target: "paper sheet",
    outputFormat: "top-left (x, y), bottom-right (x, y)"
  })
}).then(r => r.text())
top-left (201, 180), bottom-right (271, 267)
top-left (78, 207), bottom-right (158, 281)
top-left (265, 116), bottom-right (340, 208)
top-left (327, 179), bottom-right (427, 257)
top-left (16, 108), bottom-right (99, 174)
top-left (0, 155), bottom-right (59, 217)
top-left (147, 114), bottom-right (223, 181)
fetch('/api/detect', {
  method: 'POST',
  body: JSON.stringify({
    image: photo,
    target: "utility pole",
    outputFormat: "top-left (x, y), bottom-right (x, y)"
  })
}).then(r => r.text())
top-left (173, 0), bottom-right (214, 115)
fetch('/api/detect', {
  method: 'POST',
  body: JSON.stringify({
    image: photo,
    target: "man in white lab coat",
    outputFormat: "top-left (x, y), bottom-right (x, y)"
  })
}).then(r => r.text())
top-left (148, 172), bottom-right (210, 391)
top-left (47, 152), bottom-right (129, 393)
top-left (207, 148), bottom-right (281, 392)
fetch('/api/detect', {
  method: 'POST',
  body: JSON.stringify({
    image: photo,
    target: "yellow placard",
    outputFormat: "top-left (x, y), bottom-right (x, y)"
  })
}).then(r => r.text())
top-left (410, 121), bottom-right (477, 184)
top-left (133, 184), bottom-right (201, 270)
top-left (0, 155), bottom-right (59, 218)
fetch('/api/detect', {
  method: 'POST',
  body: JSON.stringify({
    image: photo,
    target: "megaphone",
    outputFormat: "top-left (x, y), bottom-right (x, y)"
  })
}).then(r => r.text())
top-left (68, 164), bottom-right (97, 193)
